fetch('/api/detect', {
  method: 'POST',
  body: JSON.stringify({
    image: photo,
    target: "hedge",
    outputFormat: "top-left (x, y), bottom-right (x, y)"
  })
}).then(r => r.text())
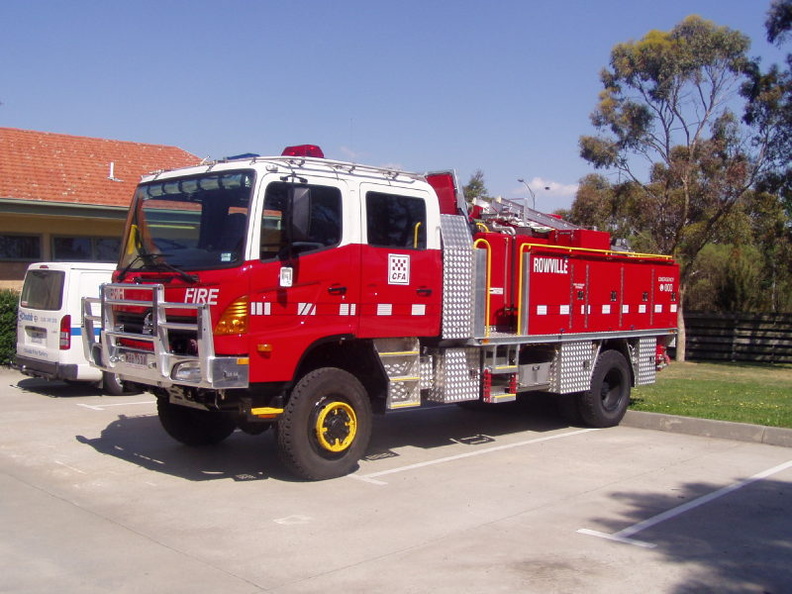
top-left (0, 289), bottom-right (19, 366)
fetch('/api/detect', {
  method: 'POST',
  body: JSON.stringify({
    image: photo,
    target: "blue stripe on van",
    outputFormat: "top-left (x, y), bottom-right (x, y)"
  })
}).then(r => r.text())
top-left (70, 327), bottom-right (101, 337)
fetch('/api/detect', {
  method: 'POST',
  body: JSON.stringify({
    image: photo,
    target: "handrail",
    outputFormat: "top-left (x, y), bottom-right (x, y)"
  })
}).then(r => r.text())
top-left (516, 241), bottom-right (674, 260)
top-left (473, 238), bottom-right (492, 337)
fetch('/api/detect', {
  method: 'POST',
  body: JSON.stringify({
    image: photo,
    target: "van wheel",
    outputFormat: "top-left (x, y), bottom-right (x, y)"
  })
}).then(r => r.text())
top-left (578, 350), bottom-right (631, 427)
top-left (102, 371), bottom-right (139, 396)
top-left (157, 398), bottom-right (237, 446)
top-left (277, 368), bottom-right (372, 480)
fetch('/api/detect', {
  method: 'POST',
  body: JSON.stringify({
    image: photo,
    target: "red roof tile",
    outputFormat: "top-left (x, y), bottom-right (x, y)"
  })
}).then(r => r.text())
top-left (0, 127), bottom-right (200, 208)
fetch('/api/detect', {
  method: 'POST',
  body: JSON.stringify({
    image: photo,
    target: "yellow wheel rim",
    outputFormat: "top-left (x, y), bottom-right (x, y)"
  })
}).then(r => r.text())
top-left (315, 401), bottom-right (357, 453)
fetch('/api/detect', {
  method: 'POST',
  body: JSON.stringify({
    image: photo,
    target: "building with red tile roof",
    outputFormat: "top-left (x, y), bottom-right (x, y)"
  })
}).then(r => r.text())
top-left (0, 128), bottom-right (199, 289)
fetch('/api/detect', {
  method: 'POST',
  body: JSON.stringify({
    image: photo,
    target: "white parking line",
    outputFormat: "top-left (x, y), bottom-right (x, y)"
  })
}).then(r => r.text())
top-left (77, 400), bottom-right (155, 411)
top-left (351, 428), bottom-right (599, 485)
top-left (54, 460), bottom-right (87, 474)
top-left (578, 459), bottom-right (792, 548)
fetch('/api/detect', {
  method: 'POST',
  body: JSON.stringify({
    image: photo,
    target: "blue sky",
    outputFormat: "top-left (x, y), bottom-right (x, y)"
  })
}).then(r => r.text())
top-left (1, 1), bottom-right (786, 211)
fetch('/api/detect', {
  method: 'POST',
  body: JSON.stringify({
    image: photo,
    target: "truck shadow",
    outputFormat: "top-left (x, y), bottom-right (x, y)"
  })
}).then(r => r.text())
top-left (366, 394), bottom-right (571, 458)
top-left (75, 415), bottom-right (289, 482)
top-left (75, 394), bottom-right (571, 483)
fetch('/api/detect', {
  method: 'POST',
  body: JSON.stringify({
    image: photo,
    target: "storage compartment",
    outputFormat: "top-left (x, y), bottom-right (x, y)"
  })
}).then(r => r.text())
top-left (518, 361), bottom-right (552, 389)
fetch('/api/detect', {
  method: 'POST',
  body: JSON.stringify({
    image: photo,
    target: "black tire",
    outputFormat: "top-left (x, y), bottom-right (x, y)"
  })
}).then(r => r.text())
top-left (102, 371), bottom-right (140, 396)
top-left (277, 368), bottom-right (372, 481)
top-left (157, 398), bottom-right (237, 446)
top-left (577, 350), bottom-right (631, 428)
top-left (556, 393), bottom-right (585, 426)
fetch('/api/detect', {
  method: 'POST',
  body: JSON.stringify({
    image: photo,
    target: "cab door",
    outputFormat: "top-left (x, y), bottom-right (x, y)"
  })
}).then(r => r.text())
top-left (358, 185), bottom-right (442, 338)
top-left (246, 179), bottom-right (360, 383)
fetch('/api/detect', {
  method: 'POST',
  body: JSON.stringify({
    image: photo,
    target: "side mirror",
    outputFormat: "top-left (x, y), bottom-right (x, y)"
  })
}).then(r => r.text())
top-left (281, 186), bottom-right (312, 260)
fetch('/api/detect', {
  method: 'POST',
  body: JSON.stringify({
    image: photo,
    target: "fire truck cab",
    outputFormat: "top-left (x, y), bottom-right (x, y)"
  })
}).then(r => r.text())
top-left (84, 145), bottom-right (678, 480)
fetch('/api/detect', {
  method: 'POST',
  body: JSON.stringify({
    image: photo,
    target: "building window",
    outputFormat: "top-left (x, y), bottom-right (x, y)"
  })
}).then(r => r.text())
top-left (0, 234), bottom-right (41, 261)
top-left (53, 236), bottom-right (121, 262)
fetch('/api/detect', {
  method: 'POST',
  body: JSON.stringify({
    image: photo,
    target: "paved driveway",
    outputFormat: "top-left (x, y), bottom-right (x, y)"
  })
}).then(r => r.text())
top-left (1, 367), bottom-right (790, 593)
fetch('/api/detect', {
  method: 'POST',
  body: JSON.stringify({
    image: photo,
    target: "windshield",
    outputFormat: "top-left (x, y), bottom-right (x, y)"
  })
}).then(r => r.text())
top-left (120, 170), bottom-right (254, 272)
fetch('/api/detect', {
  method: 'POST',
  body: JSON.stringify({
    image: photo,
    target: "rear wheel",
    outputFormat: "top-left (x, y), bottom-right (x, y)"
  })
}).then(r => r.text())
top-left (578, 350), bottom-right (631, 427)
top-left (157, 398), bottom-right (237, 446)
top-left (277, 368), bottom-right (372, 480)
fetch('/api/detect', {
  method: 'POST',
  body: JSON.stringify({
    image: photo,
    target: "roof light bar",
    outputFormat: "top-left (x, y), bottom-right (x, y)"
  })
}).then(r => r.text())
top-left (282, 144), bottom-right (325, 158)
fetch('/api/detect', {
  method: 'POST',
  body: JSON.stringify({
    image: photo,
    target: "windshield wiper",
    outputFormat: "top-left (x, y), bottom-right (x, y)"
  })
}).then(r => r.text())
top-left (117, 250), bottom-right (196, 284)
top-left (150, 257), bottom-right (198, 284)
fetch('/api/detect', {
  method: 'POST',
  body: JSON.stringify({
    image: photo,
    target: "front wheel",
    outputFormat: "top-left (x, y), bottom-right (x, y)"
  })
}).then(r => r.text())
top-left (157, 398), bottom-right (237, 446)
top-left (102, 371), bottom-right (140, 396)
top-left (577, 350), bottom-right (631, 428)
top-left (277, 368), bottom-right (372, 480)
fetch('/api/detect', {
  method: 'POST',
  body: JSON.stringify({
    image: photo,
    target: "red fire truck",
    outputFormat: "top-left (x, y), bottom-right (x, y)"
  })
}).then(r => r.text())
top-left (83, 145), bottom-right (678, 480)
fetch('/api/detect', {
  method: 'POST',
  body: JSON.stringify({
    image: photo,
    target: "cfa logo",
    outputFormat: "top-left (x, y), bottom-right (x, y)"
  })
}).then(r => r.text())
top-left (388, 254), bottom-right (410, 285)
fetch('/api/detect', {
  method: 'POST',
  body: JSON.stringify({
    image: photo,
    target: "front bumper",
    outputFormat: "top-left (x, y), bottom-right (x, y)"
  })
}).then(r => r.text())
top-left (83, 283), bottom-right (248, 390)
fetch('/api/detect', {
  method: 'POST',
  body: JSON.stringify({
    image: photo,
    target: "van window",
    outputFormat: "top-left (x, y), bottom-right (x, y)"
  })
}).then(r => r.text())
top-left (366, 192), bottom-right (426, 249)
top-left (20, 269), bottom-right (65, 310)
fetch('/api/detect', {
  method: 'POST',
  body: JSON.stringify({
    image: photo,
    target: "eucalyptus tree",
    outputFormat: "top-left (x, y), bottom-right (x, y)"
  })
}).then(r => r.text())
top-left (578, 16), bottom-right (770, 359)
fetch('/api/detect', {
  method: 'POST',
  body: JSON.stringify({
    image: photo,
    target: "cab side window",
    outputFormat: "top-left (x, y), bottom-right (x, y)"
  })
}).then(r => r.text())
top-left (366, 192), bottom-right (426, 250)
top-left (260, 182), bottom-right (342, 260)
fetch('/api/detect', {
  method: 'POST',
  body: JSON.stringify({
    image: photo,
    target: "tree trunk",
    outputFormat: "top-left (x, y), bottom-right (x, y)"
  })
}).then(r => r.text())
top-left (675, 298), bottom-right (686, 362)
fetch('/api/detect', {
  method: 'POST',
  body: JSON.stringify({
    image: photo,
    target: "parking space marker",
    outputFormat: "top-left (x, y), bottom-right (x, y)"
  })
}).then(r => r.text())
top-left (578, 459), bottom-right (792, 548)
top-left (351, 428), bottom-right (599, 485)
top-left (54, 460), bottom-right (87, 474)
top-left (77, 400), bottom-right (155, 411)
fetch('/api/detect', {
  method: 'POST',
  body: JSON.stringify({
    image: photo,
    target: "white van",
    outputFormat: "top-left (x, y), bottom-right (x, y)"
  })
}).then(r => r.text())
top-left (15, 262), bottom-right (132, 395)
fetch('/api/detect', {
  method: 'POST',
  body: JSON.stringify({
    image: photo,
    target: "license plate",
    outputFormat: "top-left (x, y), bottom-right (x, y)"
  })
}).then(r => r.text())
top-left (27, 328), bottom-right (46, 345)
top-left (124, 352), bottom-right (150, 368)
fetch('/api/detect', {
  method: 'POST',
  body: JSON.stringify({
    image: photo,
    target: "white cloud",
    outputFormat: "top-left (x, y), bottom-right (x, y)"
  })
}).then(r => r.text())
top-left (513, 177), bottom-right (579, 211)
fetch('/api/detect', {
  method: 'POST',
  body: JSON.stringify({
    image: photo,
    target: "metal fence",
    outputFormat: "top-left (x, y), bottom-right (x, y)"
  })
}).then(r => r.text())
top-left (684, 312), bottom-right (792, 364)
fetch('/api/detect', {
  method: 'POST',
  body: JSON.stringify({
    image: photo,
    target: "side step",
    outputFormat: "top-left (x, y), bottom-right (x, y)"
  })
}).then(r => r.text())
top-left (374, 338), bottom-right (422, 410)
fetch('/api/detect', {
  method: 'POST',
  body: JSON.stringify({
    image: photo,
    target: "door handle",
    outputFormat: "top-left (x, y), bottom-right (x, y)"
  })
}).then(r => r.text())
top-left (417, 288), bottom-right (432, 297)
top-left (328, 285), bottom-right (347, 295)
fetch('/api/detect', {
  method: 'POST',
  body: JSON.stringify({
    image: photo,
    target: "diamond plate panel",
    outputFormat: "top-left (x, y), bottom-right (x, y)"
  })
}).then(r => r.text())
top-left (374, 338), bottom-right (422, 408)
top-left (635, 337), bottom-right (657, 386)
top-left (440, 215), bottom-right (474, 340)
top-left (551, 341), bottom-right (596, 393)
top-left (420, 355), bottom-right (434, 390)
top-left (428, 347), bottom-right (480, 403)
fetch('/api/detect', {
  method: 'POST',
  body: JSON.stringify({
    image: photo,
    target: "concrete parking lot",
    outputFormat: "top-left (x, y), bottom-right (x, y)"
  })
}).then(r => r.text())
top-left (1, 366), bottom-right (790, 593)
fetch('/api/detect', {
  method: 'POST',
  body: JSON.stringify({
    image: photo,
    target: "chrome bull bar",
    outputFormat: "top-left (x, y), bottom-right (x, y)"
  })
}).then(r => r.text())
top-left (82, 283), bottom-right (248, 390)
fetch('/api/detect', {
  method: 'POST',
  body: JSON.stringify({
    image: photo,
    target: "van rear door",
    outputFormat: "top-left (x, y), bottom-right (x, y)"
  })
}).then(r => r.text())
top-left (17, 267), bottom-right (67, 373)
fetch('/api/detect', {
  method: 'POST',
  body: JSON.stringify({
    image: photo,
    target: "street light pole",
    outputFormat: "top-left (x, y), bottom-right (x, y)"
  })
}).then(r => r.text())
top-left (517, 178), bottom-right (536, 210)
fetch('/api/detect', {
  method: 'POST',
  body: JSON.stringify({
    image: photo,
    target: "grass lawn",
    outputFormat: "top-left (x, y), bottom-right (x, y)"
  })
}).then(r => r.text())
top-left (630, 361), bottom-right (792, 429)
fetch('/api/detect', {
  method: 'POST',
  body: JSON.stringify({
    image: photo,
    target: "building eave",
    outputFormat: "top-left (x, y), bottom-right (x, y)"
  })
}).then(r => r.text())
top-left (0, 197), bottom-right (130, 220)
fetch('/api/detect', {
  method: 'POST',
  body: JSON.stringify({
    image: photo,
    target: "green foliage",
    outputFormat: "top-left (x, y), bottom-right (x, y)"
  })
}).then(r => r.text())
top-left (743, 0), bottom-right (792, 213)
top-left (0, 289), bottom-right (19, 366)
top-left (463, 170), bottom-right (490, 206)
top-left (766, 0), bottom-right (792, 44)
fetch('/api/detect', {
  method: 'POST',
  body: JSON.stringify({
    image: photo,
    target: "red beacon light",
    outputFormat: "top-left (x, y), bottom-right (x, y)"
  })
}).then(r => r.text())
top-left (281, 144), bottom-right (325, 158)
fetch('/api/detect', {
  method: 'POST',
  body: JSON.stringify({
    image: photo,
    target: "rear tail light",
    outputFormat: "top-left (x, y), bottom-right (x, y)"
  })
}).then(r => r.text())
top-left (59, 315), bottom-right (71, 350)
